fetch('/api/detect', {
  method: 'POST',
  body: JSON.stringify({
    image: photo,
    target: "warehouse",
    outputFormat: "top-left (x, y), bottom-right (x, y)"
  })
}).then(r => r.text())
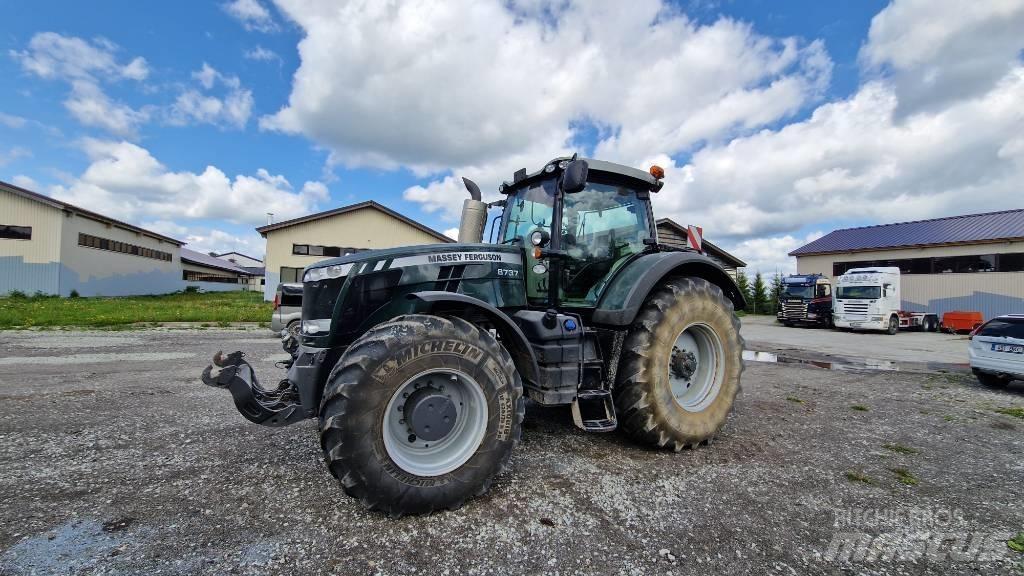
top-left (790, 209), bottom-right (1024, 320)
top-left (181, 248), bottom-right (261, 292)
top-left (0, 180), bottom-right (185, 297)
top-left (656, 218), bottom-right (746, 279)
top-left (256, 200), bottom-right (453, 300)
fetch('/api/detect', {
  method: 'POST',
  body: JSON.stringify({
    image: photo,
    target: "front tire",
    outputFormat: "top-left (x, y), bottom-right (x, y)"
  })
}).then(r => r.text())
top-left (975, 371), bottom-right (1011, 388)
top-left (319, 315), bottom-right (524, 515)
top-left (614, 277), bottom-right (743, 451)
top-left (887, 315), bottom-right (899, 335)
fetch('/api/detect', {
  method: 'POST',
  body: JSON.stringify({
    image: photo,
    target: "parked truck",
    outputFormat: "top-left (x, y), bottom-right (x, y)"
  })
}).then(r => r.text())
top-left (776, 273), bottom-right (833, 327)
top-left (833, 267), bottom-right (939, 334)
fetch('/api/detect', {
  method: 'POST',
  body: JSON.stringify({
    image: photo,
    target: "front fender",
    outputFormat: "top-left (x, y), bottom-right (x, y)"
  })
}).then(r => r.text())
top-left (406, 291), bottom-right (540, 388)
top-left (592, 251), bottom-right (745, 326)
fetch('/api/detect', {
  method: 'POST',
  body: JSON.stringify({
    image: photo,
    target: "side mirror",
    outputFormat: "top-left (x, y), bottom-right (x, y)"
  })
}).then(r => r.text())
top-left (562, 159), bottom-right (589, 194)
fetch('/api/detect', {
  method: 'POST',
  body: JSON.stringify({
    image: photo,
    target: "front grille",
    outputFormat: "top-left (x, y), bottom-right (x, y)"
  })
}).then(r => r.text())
top-left (782, 301), bottom-right (807, 319)
top-left (842, 302), bottom-right (869, 319)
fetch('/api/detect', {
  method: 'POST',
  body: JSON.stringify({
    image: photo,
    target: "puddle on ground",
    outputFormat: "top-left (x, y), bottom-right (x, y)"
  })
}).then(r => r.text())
top-left (743, 349), bottom-right (898, 372)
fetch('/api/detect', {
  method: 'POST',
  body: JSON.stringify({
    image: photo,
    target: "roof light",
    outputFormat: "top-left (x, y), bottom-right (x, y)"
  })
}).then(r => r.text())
top-left (649, 165), bottom-right (665, 179)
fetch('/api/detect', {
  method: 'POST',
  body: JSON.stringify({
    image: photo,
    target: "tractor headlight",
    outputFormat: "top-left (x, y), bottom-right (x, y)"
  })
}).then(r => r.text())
top-left (303, 263), bottom-right (352, 282)
top-left (302, 319), bottom-right (331, 335)
top-left (529, 229), bottom-right (550, 247)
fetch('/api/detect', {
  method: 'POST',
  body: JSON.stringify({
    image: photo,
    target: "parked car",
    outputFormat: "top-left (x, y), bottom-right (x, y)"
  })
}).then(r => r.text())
top-left (271, 283), bottom-right (302, 338)
top-left (968, 314), bottom-right (1024, 387)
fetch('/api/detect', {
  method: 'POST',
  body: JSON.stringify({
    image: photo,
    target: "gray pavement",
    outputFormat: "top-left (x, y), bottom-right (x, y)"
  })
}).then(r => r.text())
top-left (0, 327), bottom-right (1022, 575)
top-left (740, 315), bottom-right (970, 365)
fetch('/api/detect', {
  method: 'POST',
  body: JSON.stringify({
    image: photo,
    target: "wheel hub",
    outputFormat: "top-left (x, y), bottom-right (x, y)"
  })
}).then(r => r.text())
top-left (670, 347), bottom-right (698, 380)
top-left (404, 387), bottom-right (457, 441)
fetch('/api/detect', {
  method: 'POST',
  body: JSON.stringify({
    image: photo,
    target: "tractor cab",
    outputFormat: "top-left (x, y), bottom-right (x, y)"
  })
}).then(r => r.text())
top-left (489, 157), bottom-right (663, 308)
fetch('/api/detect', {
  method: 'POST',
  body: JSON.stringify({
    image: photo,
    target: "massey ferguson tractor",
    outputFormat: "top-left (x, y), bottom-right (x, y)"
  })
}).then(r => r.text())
top-left (202, 156), bottom-right (746, 515)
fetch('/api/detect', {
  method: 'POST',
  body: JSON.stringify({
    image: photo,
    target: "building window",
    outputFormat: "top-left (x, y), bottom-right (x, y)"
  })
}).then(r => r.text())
top-left (292, 244), bottom-right (365, 257)
top-left (183, 270), bottom-right (240, 283)
top-left (833, 252), bottom-right (1024, 277)
top-left (78, 232), bottom-right (173, 261)
top-left (0, 225), bottom-right (32, 240)
top-left (280, 266), bottom-right (304, 283)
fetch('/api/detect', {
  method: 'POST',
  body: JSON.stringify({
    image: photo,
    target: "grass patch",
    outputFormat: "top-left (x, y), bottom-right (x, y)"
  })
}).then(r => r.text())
top-left (995, 407), bottom-right (1024, 420)
top-left (845, 471), bottom-right (874, 485)
top-left (882, 443), bottom-right (919, 455)
top-left (851, 404), bottom-right (869, 412)
top-left (890, 467), bottom-right (919, 486)
top-left (786, 396), bottom-right (805, 404)
top-left (1008, 532), bottom-right (1024, 553)
top-left (943, 415), bottom-right (956, 422)
top-left (0, 291), bottom-right (270, 328)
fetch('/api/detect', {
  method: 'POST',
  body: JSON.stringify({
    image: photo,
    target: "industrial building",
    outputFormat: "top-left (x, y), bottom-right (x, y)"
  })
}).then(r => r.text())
top-left (1, 180), bottom-right (185, 297)
top-left (181, 248), bottom-right (261, 292)
top-left (656, 218), bottom-right (746, 279)
top-left (256, 200), bottom-right (453, 299)
top-left (790, 209), bottom-right (1024, 320)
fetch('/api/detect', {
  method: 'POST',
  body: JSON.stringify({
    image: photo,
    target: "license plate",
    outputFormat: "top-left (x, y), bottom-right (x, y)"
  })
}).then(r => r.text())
top-left (992, 343), bottom-right (1024, 354)
top-left (850, 322), bottom-right (862, 327)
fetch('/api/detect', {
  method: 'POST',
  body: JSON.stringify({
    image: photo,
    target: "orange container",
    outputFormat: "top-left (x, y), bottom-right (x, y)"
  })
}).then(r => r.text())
top-left (940, 311), bottom-right (984, 334)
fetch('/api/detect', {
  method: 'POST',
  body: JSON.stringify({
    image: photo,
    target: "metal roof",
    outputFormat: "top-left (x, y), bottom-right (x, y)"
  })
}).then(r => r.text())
top-left (256, 200), bottom-right (454, 243)
top-left (181, 248), bottom-right (257, 275)
top-left (1, 179), bottom-right (185, 246)
top-left (789, 209), bottom-right (1024, 256)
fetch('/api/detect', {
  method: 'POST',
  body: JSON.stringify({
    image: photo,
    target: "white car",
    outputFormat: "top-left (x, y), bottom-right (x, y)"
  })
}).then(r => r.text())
top-left (969, 314), bottom-right (1024, 387)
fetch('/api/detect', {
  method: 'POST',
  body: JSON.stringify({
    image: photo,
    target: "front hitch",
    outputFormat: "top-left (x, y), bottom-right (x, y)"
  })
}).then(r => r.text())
top-left (201, 350), bottom-right (306, 427)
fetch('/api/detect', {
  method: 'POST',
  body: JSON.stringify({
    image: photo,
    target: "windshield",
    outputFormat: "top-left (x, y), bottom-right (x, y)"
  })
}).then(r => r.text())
top-left (782, 285), bottom-right (813, 299)
top-left (837, 286), bottom-right (880, 299)
top-left (501, 178), bottom-right (556, 244)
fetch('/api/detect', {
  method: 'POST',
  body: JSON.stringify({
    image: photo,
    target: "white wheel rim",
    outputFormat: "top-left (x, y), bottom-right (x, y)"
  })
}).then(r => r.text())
top-left (382, 368), bottom-right (488, 477)
top-left (667, 323), bottom-right (725, 412)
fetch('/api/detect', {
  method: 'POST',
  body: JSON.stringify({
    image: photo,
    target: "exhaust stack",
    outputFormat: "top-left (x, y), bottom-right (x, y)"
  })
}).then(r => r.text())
top-left (457, 177), bottom-right (487, 243)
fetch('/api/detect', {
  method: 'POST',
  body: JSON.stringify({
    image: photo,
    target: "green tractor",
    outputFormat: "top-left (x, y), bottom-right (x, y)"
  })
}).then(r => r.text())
top-left (202, 156), bottom-right (745, 515)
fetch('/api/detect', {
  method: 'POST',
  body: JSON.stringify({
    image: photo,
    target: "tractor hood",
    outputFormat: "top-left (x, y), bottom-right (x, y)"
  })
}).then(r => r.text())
top-left (301, 243), bottom-right (522, 282)
top-left (299, 243), bottom-right (527, 346)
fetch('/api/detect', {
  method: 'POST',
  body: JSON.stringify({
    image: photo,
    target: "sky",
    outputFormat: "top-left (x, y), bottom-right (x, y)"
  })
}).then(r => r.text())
top-left (2, 0), bottom-right (1023, 276)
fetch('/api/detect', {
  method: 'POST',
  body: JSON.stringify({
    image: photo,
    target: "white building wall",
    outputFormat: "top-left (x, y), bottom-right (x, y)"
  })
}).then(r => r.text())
top-left (58, 212), bottom-right (183, 296)
top-left (0, 188), bottom-right (65, 295)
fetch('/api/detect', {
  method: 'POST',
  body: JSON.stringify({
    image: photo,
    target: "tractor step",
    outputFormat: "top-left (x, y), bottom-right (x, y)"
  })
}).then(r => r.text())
top-left (571, 388), bottom-right (617, 432)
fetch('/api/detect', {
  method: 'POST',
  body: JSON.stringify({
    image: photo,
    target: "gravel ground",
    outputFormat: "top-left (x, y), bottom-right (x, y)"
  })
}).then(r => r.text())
top-left (1, 328), bottom-right (1022, 575)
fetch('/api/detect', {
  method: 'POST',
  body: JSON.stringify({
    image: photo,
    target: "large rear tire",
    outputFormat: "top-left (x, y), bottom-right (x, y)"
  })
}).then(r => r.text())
top-left (614, 277), bottom-right (743, 451)
top-left (319, 314), bottom-right (524, 516)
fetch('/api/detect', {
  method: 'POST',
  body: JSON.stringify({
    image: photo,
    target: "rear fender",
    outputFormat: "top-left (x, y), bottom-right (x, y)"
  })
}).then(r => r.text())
top-left (406, 291), bottom-right (541, 388)
top-left (592, 251), bottom-right (745, 326)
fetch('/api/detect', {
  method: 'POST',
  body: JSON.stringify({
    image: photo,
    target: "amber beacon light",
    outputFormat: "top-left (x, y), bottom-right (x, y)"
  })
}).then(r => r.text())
top-left (649, 165), bottom-right (665, 179)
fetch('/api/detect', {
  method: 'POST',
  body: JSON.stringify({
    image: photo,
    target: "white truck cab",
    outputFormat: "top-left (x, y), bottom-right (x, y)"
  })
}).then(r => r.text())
top-left (833, 267), bottom-right (938, 334)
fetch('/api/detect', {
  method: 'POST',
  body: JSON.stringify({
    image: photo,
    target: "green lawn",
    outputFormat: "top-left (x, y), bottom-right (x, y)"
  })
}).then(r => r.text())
top-left (0, 291), bottom-right (272, 328)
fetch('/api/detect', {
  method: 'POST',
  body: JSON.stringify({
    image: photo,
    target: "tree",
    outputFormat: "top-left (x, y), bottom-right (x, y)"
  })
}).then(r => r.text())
top-left (752, 271), bottom-right (770, 315)
top-left (735, 270), bottom-right (752, 313)
top-left (768, 272), bottom-right (783, 315)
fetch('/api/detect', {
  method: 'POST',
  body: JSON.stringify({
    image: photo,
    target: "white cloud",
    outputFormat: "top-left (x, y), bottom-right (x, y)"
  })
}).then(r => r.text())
top-left (0, 146), bottom-right (31, 166)
top-left (223, 0), bottom-right (278, 32)
top-left (65, 80), bottom-right (151, 137)
top-left (244, 45), bottom-right (280, 63)
top-left (649, 66), bottom-right (1024, 243)
top-left (51, 139), bottom-right (328, 227)
top-left (263, 0), bottom-right (828, 173)
top-left (0, 112), bottom-right (28, 129)
top-left (442, 227), bottom-right (459, 240)
top-left (10, 32), bottom-right (149, 82)
top-left (860, 0), bottom-right (1024, 114)
top-left (11, 175), bottom-right (38, 189)
top-left (143, 221), bottom-right (267, 258)
top-left (168, 64), bottom-right (254, 129)
top-left (724, 231), bottom-right (824, 278)
top-left (11, 32), bottom-right (150, 137)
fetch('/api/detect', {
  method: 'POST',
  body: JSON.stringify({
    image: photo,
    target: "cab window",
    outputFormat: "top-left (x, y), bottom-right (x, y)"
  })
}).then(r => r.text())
top-left (560, 182), bottom-right (651, 305)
